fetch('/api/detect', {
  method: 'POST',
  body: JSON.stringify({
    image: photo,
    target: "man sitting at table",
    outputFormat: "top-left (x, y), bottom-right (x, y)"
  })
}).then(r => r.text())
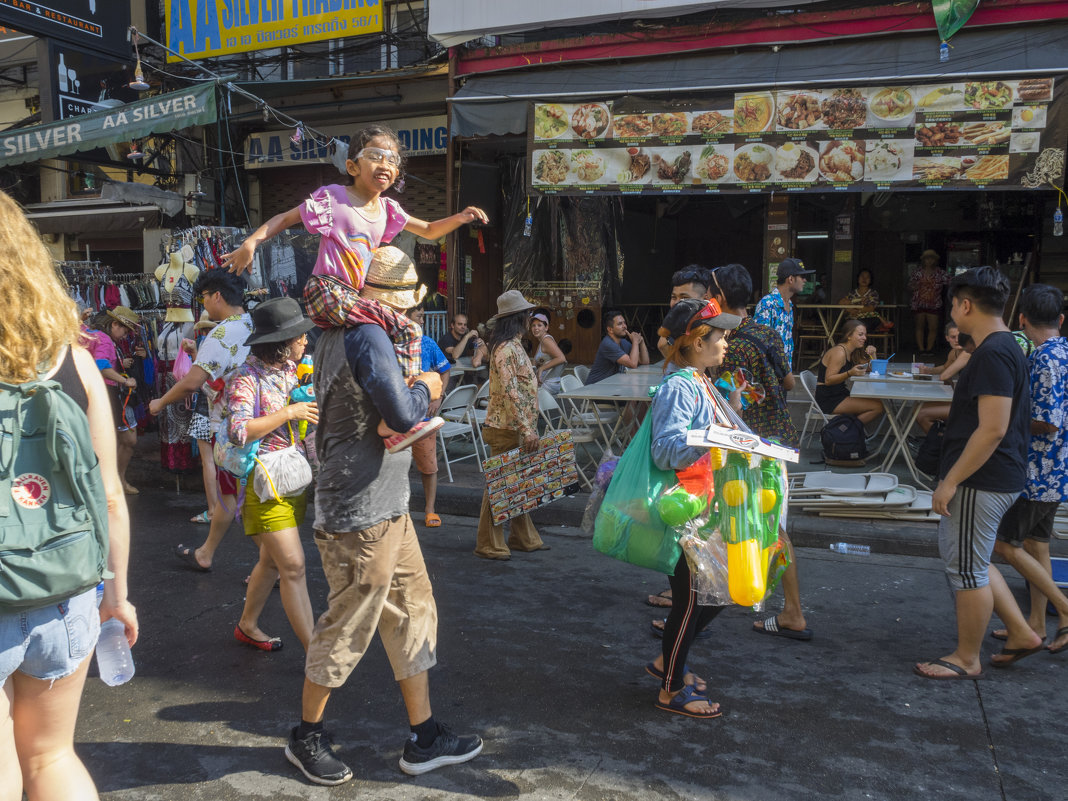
top-left (587, 309), bottom-right (648, 385)
top-left (438, 313), bottom-right (488, 366)
top-left (915, 266), bottom-right (1031, 681)
top-left (753, 258), bottom-right (814, 371)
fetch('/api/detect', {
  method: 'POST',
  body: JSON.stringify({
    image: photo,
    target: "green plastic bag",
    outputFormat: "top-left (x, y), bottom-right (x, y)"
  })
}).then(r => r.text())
top-left (592, 372), bottom-right (692, 574)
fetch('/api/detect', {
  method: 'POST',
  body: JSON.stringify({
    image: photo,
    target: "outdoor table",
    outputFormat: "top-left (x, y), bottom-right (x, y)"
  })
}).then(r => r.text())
top-left (796, 303), bottom-right (904, 369)
top-left (849, 379), bottom-right (953, 487)
top-left (449, 357), bottom-right (487, 388)
top-left (557, 371), bottom-right (657, 452)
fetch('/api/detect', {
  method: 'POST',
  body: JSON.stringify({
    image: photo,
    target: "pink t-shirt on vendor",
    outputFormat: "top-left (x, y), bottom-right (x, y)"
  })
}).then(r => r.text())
top-left (84, 328), bottom-right (120, 386)
top-left (299, 185), bottom-right (409, 291)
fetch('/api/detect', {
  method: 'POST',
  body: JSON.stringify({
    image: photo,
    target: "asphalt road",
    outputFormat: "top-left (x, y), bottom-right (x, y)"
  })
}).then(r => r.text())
top-left (76, 486), bottom-right (1068, 801)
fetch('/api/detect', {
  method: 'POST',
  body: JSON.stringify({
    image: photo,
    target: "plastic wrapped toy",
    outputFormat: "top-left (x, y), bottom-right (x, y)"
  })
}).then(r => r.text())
top-left (582, 449), bottom-right (619, 534)
top-left (290, 355), bottom-right (315, 440)
top-left (714, 367), bottom-right (765, 410)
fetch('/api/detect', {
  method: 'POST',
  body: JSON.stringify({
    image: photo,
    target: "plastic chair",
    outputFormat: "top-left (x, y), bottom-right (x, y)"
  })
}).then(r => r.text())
top-left (572, 365), bottom-right (590, 384)
top-left (797, 370), bottom-right (830, 447)
top-left (558, 374), bottom-right (620, 438)
top-left (538, 388), bottom-right (594, 490)
top-left (435, 385), bottom-right (482, 481)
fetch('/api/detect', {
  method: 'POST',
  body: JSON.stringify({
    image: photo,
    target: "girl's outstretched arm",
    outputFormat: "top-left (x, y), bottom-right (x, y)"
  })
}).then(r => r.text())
top-left (224, 206), bottom-right (303, 274)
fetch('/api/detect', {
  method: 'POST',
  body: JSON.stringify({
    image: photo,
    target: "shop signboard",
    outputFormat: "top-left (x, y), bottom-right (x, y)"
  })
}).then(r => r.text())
top-left (244, 115), bottom-right (448, 168)
top-left (165, 0), bottom-right (384, 62)
top-left (0, 83), bottom-right (217, 167)
top-left (0, 0), bottom-right (129, 60)
top-left (47, 41), bottom-right (141, 121)
top-left (526, 77), bottom-right (1065, 196)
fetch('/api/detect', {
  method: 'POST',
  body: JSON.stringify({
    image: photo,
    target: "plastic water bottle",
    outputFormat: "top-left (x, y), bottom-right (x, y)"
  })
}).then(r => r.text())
top-left (95, 619), bottom-right (135, 686)
top-left (829, 542), bottom-right (870, 555)
top-left (939, 41), bottom-right (949, 62)
top-left (1054, 208), bottom-right (1064, 237)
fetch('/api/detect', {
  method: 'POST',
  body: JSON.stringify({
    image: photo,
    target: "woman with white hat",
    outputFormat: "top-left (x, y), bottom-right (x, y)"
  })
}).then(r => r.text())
top-left (474, 290), bottom-right (549, 560)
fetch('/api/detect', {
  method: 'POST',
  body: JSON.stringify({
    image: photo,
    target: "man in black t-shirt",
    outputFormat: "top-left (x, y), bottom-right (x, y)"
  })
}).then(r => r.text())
top-left (915, 266), bottom-right (1033, 681)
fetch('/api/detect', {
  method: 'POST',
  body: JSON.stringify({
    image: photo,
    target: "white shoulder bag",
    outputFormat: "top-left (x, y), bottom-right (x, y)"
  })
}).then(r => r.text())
top-left (252, 420), bottom-right (313, 503)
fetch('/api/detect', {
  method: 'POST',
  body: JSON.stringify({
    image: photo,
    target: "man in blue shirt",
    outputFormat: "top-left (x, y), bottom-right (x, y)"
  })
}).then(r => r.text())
top-left (587, 309), bottom-right (649, 384)
top-left (990, 284), bottom-right (1068, 658)
top-left (410, 308), bottom-right (451, 528)
top-left (752, 258), bottom-right (813, 371)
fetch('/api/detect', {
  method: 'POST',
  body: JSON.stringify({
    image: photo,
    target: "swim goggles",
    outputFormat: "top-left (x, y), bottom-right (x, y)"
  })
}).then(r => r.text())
top-left (355, 147), bottom-right (401, 168)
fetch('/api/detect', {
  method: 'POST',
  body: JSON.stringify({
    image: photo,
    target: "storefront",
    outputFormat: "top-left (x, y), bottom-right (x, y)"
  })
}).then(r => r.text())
top-left (447, 19), bottom-right (1068, 360)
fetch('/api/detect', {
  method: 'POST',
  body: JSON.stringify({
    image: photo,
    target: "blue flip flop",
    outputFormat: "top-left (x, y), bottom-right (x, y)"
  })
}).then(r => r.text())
top-left (645, 662), bottom-right (707, 693)
top-left (654, 684), bottom-right (722, 719)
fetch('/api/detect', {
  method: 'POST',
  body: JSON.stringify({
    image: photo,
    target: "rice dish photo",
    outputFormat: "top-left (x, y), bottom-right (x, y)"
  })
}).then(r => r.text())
top-left (734, 144), bottom-right (773, 182)
top-left (695, 144), bottom-right (731, 181)
top-left (774, 143), bottom-right (816, 181)
top-left (818, 141), bottom-right (865, 182)
top-left (533, 150), bottom-right (570, 184)
top-left (865, 141), bottom-right (906, 180)
top-left (570, 150), bottom-right (606, 183)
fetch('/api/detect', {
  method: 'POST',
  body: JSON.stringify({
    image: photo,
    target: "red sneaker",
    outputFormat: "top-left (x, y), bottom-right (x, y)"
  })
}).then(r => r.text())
top-left (383, 417), bottom-right (444, 454)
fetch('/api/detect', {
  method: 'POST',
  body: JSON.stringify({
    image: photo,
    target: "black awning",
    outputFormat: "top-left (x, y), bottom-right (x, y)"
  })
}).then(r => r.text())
top-left (25, 202), bottom-right (161, 235)
top-left (451, 22), bottom-right (1068, 136)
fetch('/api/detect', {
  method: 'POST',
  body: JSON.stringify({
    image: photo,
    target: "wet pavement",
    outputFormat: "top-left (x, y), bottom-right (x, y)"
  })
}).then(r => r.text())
top-left (77, 470), bottom-right (1068, 801)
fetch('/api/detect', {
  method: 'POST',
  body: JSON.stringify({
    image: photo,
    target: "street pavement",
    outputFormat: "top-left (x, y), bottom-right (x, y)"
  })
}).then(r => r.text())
top-left (77, 477), bottom-right (1068, 801)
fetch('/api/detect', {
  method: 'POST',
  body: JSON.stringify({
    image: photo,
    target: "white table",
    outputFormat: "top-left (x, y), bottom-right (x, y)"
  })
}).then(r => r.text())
top-left (557, 371), bottom-right (658, 451)
top-left (849, 379), bottom-right (953, 487)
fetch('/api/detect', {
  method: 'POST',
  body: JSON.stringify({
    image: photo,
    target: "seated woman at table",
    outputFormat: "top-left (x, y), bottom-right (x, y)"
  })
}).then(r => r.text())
top-left (915, 327), bottom-right (973, 433)
top-left (815, 319), bottom-right (884, 424)
top-left (527, 307), bottom-right (567, 395)
top-left (838, 268), bottom-right (893, 332)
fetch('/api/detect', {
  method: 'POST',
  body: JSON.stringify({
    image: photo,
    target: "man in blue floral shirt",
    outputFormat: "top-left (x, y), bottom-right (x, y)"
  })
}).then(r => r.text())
top-left (752, 258), bottom-right (813, 370)
top-left (991, 284), bottom-right (1068, 657)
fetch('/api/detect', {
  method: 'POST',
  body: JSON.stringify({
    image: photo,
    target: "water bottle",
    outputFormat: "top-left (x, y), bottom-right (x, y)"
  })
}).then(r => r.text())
top-left (523, 213), bottom-right (533, 237)
top-left (829, 542), bottom-right (870, 555)
top-left (939, 41), bottom-right (949, 62)
top-left (1054, 208), bottom-right (1063, 237)
top-left (96, 618), bottom-right (135, 686)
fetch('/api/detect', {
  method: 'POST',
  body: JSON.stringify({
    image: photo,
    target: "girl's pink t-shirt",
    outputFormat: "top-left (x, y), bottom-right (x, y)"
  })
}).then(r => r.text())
top-left (300, 184), bottom-right (409, 290)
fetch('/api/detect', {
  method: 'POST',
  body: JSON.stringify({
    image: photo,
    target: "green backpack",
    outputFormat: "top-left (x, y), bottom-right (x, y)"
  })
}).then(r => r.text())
top-left (0, 377), bottom-right (110, 611)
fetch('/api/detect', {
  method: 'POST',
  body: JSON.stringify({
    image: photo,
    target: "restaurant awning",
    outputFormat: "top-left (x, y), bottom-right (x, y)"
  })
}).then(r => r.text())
top-left (450, 22), bottom-right (1068, 136)
top-left (24, 200), bottom-right (161, 235)
top-left (0, 83), bottom-right (217, 167)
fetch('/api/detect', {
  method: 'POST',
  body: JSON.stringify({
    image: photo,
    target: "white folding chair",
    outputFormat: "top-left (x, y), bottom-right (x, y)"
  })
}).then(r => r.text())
top-left (572, 365), bottom-right (590, 384)
top-left (558, 374), bottom-right (621, 448)
top-left (435, 385), bottom-right (481, 482)
top-left (538, 388), bottom-right (594, 490)
top-left (797, 370), bottom-right (830, 447)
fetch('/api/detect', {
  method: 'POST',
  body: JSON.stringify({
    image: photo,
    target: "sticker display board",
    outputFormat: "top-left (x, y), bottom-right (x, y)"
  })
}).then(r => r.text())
top-left (482, 431), bottom-right (581, 524)
top-left (527, 77), bottom-right (1065, 196)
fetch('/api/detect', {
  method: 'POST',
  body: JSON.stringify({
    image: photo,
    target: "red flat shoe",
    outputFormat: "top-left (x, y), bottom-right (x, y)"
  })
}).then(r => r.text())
top-left (234, 625), bottom-right (283, 652)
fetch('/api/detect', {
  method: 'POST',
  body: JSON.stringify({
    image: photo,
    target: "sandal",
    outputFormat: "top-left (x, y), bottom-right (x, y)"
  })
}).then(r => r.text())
top-left (646, 590), bottom-right (673, 608)
top-left (234, 625), bottom-right (283, 652)
top-left (424, 513), bottom-right (442, 528)
top-left (190, 511), bottom-right (212, 524)
top-left (654, 684), bottom-right (722, 719)
top-left (645, 661), bottom-right (707, 693)
top-left (174, 544), bottom-right (211, 572)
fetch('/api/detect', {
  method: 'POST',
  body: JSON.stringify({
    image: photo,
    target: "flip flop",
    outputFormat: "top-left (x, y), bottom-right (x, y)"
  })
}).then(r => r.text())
top-left (190, 510), bottom-right (212, 524)
top-left (424, 513), bottom-right (442, 528)
top-left (913, 658), bottom-right (985, 680)
top-left (645, 661), bottom-right (707, 693)
top-left (654, 684), bottom-right (722, 719)
top-left (991, 629), bottom-right (1045, 644)
top-left (1048, 626), bottom-right (1068, 655)
top-left (646, 590), bottom-right (673, 608)
top-left (174, 543), bottom-right (211, 572)
top-left (650, 618), bottom-right (714, 640)
top-left (991, 643), bottom-right (1046, 667)
top-left (233, 625), bottom-right (283, 652)
top-left (753, 615), bottom-right (813, 641)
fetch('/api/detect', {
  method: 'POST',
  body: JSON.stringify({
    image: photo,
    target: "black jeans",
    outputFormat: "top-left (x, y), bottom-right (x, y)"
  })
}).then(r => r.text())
top-left (661, 552), bottom-right (724, 692)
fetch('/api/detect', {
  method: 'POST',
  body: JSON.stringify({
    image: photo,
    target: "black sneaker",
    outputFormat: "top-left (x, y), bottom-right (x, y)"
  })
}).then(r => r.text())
top-left (398, 723), bottom-right (483, 776)
top-left (285, 726), bottom-right (353, 786)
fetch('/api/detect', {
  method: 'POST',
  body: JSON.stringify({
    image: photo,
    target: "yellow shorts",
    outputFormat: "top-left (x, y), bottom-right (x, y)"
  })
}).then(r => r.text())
top-left (242, 488), bottom-right (308, 536)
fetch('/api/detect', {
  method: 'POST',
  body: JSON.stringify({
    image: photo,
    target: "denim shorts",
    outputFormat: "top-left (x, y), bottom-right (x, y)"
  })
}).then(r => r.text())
top-left (0, 587), bottom-right (100, 683)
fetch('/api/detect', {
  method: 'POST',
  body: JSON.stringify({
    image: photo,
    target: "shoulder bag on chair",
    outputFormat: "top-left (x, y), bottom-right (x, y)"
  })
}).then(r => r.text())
top-left (252, 420), bottom-right (313, 503)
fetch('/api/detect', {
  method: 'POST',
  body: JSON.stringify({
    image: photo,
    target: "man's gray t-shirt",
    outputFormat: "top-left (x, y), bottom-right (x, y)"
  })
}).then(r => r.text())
top-left (587, 334), bottom-right (627, 384)
top-left (314, 325), bottom-right (430, 533)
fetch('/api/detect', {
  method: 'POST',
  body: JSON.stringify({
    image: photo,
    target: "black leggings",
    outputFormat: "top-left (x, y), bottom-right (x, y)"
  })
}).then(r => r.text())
top-left (661, 552), bottom-right (724, 692)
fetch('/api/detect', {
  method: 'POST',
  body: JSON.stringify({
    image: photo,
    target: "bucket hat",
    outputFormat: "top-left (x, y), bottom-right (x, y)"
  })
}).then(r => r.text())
top-left (361, 246), bottom-right (426, 311)
top-left (490, 289), bottom-right (536, 321)
top-left (244, 297), bottom-right (314, 346)
top-left (106, 305), bottom-right (141, 330)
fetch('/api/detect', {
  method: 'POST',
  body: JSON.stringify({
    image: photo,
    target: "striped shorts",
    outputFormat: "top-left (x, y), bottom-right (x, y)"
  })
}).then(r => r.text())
top-left (937, 486), bottom-right (1019, 591)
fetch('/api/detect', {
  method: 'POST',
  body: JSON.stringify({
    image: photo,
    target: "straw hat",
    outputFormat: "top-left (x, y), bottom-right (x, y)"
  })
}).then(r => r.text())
top-left (490, 289), bottom-right (535, 321)
top-left (361, 246), bottom-right (426, 311)
top-left (921, 249), bottom-right (939, 261)
top-left (106, 305), bottom-right (140, 330)
top-left (193, 310), bottom-right (216, 332)
top-left (244, 297), bottom-right (315, 346)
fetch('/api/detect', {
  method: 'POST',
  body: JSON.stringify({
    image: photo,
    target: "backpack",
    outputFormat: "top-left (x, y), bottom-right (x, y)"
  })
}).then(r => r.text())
top-left (0, 378), bottom-right (110, 611)
top-left (820, 414), bottom-right (869, 462)
top-left (914, 420), bottom-right (945, 476)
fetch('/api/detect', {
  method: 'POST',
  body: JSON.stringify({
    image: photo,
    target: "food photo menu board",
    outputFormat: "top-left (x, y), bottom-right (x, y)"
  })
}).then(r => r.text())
top-left (482, 431), bottom-right (581, 524)
top-left (527, 77), bottom-right (1065, 196)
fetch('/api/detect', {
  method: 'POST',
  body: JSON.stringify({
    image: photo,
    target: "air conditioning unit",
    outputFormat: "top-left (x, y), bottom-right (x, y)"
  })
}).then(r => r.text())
top-left (183, 174), bottom-right (214, 218)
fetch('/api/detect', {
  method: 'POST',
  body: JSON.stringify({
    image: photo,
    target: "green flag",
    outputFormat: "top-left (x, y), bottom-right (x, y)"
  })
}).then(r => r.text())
top-left (932, 0), bottom-right (981, 42)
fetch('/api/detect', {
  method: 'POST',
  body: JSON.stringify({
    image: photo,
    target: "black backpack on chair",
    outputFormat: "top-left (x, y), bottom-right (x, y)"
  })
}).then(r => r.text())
top-left (820, 414), bottom-right (869, 463)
